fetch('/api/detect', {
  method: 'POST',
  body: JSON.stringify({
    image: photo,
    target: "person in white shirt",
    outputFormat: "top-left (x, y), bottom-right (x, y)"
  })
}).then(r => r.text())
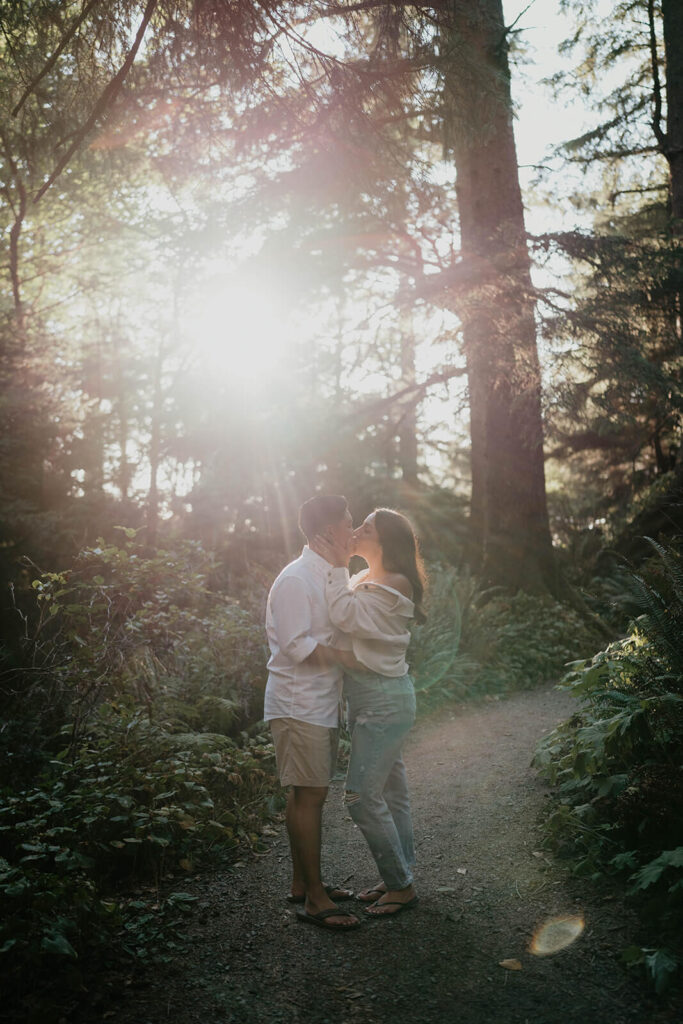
top-left (264, 495), bottom-right (361, 931)
top-left (316, 508), bottom-right (426, 919)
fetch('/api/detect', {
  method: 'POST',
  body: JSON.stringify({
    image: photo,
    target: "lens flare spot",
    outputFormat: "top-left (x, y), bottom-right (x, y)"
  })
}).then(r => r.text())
top-left (530, 914), bottom-right (585, 957)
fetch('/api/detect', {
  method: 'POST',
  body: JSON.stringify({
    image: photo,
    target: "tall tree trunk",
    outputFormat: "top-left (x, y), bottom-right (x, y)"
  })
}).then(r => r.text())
top-left (113, 329), bottom-right (131, 502)
top-left (146, 341), bottom-right (164, 547)
top-left (398, 313), bottom-right (419, 486)
top-left (661, 0), bottom-right (683, 231)
top-left (84, 337), bottom-right (105, 497)
top-left (441, 0), bottom-right (555, 591)
top-left (660, 0), bottom-right (683, 483)
top-left (0, 131), bottom-right (27, 347)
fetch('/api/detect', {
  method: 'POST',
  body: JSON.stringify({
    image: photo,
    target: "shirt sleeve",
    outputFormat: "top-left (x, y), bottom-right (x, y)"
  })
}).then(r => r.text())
top-left (269, 576), bottom-right (318, 664)
top-left (325, 567), bottom-right (394, 639)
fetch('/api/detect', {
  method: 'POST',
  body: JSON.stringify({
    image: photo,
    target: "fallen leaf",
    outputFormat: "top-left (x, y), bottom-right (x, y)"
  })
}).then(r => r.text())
top-left (499, 959), bottom-right (523, 971)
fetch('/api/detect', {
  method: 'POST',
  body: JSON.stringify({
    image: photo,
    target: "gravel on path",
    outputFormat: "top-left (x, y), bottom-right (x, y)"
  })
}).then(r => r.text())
top-left (101, 684), bottom-right (674, 1024)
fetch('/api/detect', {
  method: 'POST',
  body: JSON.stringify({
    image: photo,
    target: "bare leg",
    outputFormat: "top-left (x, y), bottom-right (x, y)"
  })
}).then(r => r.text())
top-left (286, 785), bottom-right (358, 927)
top-left (285, 788), bottom-right (306, 897)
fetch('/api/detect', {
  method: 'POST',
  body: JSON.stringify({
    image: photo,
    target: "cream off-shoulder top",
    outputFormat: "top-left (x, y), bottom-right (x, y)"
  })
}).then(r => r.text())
top-left (325, 566), bottom-right (415, 677)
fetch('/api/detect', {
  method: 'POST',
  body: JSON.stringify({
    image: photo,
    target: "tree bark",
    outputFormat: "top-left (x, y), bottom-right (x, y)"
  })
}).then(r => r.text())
top-left (113, 329), bottom-right (131, 502)
top-left (441, 0), bottom-right (555, 590)
top-left (0, 131), bottom-right (27, 344)
top-left (660, 0), bottom-right (683, 483)
top-left (661, 0), bottom-right (683, 230)
top-left (398, 313), bottom-right (419, 486)
top-left (146, 341), bottom-right (164, 547)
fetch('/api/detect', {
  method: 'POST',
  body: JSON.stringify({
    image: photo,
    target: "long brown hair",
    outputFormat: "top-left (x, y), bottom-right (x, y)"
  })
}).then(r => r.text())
top-left (374, 508), bottom-right (427, 624)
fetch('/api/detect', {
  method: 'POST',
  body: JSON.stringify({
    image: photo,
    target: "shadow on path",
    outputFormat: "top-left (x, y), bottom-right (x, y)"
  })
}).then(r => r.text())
top-left (105, 685), bottom-right (669, 1024)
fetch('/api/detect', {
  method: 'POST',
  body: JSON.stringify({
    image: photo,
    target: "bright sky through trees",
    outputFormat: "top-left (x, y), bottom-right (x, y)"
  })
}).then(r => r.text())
top-left (178, 2), bottom-right (595, 402)
top-left (169, 1), bottom-right (599, 492)
top-left (504, 0), bottom-right (594, 230)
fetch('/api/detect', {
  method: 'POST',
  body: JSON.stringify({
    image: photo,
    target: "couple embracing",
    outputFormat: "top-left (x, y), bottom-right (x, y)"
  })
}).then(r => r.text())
top-left (264, 495), bottom-right (426, 931)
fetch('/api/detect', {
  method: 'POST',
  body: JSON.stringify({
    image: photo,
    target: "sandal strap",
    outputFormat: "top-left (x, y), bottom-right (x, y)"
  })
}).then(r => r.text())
top-left (313, 908), bottom-right (354, 921)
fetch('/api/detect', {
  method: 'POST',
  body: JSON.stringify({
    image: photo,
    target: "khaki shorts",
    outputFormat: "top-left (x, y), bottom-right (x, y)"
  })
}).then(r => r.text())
top-left (269, 718), bottom-right (339, 788)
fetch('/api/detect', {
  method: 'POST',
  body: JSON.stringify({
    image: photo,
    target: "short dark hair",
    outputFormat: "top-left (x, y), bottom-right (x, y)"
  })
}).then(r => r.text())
top-left (298, 495), bottom-right (348, 542)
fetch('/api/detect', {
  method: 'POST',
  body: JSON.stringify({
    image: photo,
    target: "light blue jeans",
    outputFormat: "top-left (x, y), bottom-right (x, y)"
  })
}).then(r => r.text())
top-left (343, 671), bottom-right (416, 891)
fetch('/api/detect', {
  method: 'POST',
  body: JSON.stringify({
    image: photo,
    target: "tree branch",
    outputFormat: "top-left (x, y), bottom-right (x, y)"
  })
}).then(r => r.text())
top-left (351, 365), bottom-right (467, 422)
top-left (505, 0), bottom-right (537, 37)
top-left (34, 0), bottom-right (159, 202)
top-left (11, 0), bottom-right (103, 117)
top-left (546, 429), bottom-right (641, 460)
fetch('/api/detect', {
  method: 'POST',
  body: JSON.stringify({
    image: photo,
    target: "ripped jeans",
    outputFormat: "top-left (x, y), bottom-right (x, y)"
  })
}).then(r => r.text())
top-left (344, 671), bottom-right (416, 891)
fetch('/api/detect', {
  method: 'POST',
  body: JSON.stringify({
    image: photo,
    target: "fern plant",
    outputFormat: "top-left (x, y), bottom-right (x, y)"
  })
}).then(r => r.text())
top-left (627, 538), bottom-right (683, 683)
top-left (409, 565), bottom-right (482, 697)
top-left (535, 539), bottom-right (683, 993)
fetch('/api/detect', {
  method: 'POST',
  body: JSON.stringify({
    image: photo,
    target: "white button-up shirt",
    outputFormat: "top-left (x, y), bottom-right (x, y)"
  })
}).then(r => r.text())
top-left (264, 546), bottom-right (343, 728)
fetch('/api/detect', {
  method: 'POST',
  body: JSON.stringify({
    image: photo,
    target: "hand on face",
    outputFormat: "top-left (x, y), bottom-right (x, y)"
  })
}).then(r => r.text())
top-left (313, 532), bottom-right (349, 567)
top-left (313, 509), bottom-right (354, 567)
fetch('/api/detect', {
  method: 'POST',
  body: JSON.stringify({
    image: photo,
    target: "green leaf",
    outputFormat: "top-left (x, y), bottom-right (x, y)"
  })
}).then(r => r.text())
top-left (644, 949), bottom-right (678, 995)
top-left (166, 892), bottom-right (198, 908)
top-left (41, 931), bottom-right (78, 959)
top-left (631, 848), bottom-right (683, 890)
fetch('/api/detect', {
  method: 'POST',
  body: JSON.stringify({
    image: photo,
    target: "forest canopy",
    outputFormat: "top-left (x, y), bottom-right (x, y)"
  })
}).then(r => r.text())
top-left (0, 0), bottom-right (680, 582)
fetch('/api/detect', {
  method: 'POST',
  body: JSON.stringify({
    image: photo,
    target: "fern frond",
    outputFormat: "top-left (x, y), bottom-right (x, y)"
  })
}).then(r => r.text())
top-left (645, 537), bottom-right (683, 605)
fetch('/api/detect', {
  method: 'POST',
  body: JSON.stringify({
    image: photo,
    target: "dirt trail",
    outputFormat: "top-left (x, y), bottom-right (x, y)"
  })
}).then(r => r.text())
top-left (104, 685), bottom-right (672, 1024)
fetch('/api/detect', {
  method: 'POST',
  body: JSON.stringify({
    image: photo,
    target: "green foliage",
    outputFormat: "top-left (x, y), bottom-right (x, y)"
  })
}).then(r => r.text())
top-left (537, 229), bottom-right (682, 538)
top-left (7, 533), bottom-right (268, 749)
top-left (410, 566), bottom-right (476, 699)
top-left (411, 566), bottom-right (600, 707)
top-left (1, 535), bottom-right (278, 1020)
top-left (535, 541), bottom-right (683, 992)
top-left (622, 945), bottom-right (680, 997)
top-left (462, 590), bottom-right (601, 694)
top-left (0, 711), bottom-right (275, 1004)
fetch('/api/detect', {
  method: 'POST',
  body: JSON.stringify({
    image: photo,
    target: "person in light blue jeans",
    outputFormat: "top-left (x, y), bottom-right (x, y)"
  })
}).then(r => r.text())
top-left (344, 670), bottom-right (416, 894)
top-left (317, 507), bottom-right (426, 918)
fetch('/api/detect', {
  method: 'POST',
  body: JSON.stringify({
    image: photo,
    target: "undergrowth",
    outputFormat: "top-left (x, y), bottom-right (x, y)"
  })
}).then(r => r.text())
top-left (410, 565), bottom-right (601, 707)
top-left (534, 539), bottom-right (683, 996)
top-left (0, 532), bottom-right (279, 1022)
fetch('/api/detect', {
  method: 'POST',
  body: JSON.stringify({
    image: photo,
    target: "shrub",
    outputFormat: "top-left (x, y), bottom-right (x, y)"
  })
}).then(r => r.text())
top-left (534, 540), bottom-right (683, 993)
top-left (411, 565), bottom-right (600, 706)
top-left (0, 533), bottom-right (278, 1021)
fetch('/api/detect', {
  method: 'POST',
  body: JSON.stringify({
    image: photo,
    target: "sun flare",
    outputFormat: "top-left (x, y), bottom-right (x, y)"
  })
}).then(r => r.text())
top-left (530, 915), bottom-right (585, 957)
top-left (185, 276), bottom-right (292, 387)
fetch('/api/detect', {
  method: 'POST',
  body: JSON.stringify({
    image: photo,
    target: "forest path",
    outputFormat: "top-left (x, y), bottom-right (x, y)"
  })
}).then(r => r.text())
top-left (106, 685), bottom-right (670, 1024)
